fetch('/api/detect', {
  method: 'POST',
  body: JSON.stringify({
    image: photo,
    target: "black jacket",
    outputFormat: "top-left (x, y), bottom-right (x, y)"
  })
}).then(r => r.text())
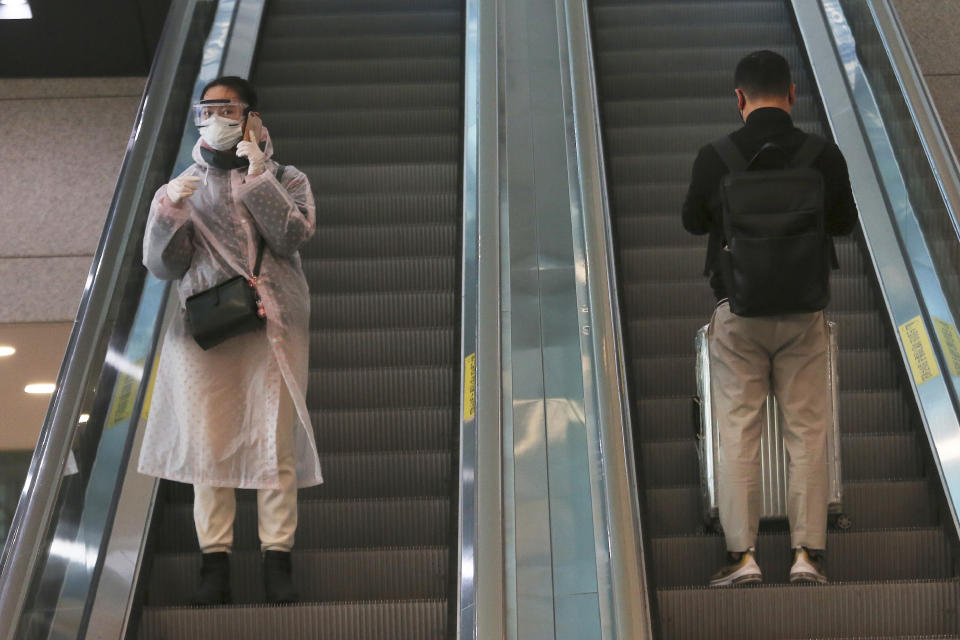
top-left (681, 107), bottom-right (858, 300)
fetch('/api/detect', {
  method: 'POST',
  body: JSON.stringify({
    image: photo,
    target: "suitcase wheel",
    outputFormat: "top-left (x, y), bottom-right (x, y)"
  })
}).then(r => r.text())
top-left (829, 513), bottom-right (852, 530)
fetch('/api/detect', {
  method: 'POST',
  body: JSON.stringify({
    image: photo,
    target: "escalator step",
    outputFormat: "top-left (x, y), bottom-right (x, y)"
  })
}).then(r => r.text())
top-left (260, 83), bottom-right (460, 111)
top-left (591, 1), bottom-right (789, 28)
top-left (155, 498), bottom-right (449, 552)
top-left (312, 193), bottom-right (459, 225)
top-left (599, 96), bottom-right (821, 128)
top-left (596, 45), bottom-right (803, 75)
top-left (309, 223), bottom-right (458, 258)
top-left (309, 328), bottom-right (457, 367)
top-left (258, 34), bottom-right (461, 61)
top-left (303, 257), bottom-right (458, 293)
top-left (593, 23), bottom-right (797, 51)
top-left (270, 0), bottom-right (461, 14)
top-left (641, 432), bottom-right (924, 487)
top-left (310, 407), bottom-right (455, 452)
top-left (644, 479), bottom-right (937, 536)
top-left (267, 108), bottom-right (459, 138)
top-left (309, 291), bottom-right (456, 329)
top-left (257, 58), bottom-right (461, 86)
top-left (274, 134), bottom-right (460, 165)
top-left (139, 600), bottom-right (446, 640)
top-left (146, 547), bottom-right (447, 605)
top-left (658, 580), bottom-right (960, 639)
top-left (263, 12), bottom-right (461, 39)
top-left (301, 162), bottom-right (458, 194)
top-left (634, 389), bottom-right (913, 443)
top-left (308, 366), bottom-right (455, 409)
top-left (652, 527), bottom-right (951, 587)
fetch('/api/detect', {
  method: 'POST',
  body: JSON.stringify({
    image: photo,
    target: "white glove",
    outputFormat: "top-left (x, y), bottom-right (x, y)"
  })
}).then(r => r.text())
top-left (236, 129), bottom-right (267, 177)
top-left (166, 175), bottom-right (202, 204)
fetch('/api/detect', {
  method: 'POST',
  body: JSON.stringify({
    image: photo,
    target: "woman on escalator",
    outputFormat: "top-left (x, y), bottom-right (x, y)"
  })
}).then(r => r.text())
top-left (138, 76), bottom-right (322, 605)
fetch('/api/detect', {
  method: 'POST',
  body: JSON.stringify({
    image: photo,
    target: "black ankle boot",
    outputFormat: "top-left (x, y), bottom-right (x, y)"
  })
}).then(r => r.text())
top-left (192, 551), bottom-right (232, 605)
top-left (262, 550), bottom-right (298, 604)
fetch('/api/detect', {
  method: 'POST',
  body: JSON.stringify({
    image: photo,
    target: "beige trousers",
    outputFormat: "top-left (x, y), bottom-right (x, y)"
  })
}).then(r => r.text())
top-left (708, 301), bottom-right (829, 552)
top-left (194, 388), bottom-right (298, 553)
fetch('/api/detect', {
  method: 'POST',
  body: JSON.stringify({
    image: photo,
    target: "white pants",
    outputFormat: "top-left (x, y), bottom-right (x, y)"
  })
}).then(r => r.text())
top-left (709, 302), bottom-right (830, 552)
top-left (193, 388), bottom-right (298, 553)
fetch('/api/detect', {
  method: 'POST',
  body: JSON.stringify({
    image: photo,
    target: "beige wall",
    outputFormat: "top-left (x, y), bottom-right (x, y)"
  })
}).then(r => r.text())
top-left (0, 77), bottom-right (144, 450)
top-left (892, 0), bottom-right (960, 158)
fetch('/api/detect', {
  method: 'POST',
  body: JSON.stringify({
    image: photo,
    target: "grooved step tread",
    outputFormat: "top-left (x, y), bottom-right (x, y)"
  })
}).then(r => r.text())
top-left (138, 600), bottom-right (446, 640)
top-left (146, 548), bottom-right (448, 606)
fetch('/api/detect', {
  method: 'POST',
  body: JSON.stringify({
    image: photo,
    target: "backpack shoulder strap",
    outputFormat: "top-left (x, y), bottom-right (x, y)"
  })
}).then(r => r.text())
top-left (790, 134), bottom-right (827, 168)
top-left (711, 135), bottom-right (748, 173)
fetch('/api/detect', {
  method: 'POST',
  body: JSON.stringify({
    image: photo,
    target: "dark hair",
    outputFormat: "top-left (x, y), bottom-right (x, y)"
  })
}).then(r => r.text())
top-left (200, 76), bottom-right (258, 111)
top-left (734, 50), bottom-right (791, 99)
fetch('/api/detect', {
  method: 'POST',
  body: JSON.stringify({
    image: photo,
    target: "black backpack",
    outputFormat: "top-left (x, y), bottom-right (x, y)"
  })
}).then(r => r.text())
top-left (711, 133), bottom-right (830, 317)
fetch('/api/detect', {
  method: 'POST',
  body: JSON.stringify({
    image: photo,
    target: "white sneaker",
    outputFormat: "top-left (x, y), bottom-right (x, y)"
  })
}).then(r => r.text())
top-left (709, 548), bottom-right (762, 587)
top-left (789, 547), bottom-right (827, 584)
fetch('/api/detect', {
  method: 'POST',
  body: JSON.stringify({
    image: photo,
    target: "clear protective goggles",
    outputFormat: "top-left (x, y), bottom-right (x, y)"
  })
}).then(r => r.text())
top-left (193, 99), bottom-right (249, 126)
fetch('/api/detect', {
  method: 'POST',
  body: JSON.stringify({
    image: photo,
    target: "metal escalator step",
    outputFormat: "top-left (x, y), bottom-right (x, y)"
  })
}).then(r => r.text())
top-left (610, 152), bottom-right (698, 185)
top-left (591, 1), bottom-right (788, 28)
top-left (593, 23), bottom-right (798, 51)
top-left (303, 257), bottom-right (457, 293)
top-left (652, 528), bottom-right (951, 587)
top-left (300, 162), bottom-right (458, 195)
top-left (604, 119), bottom-right (820, 156)
top-left (266, 108), bottom-right (459, 138)
top-left (162, 449), bottom-right (451, 503)
top-left (270, 0), bottom-right (461, 14)
top-left (257, 58), bottom-right (461, 86)
top-left (258, 34), bottom-right (461, 62)
top-left (259, 83), bottom-right (460, 111)
top-left (312, 193), bottom-right (458, 225)
top-left (309, 224), bottom-right (459, 259)
top-left (641, 432), bottom-right (924, 487)
top-left (627, 311), bottom-right (888, 357)
top-left (307, 451), bottom-right (453, 499)
top-left (310, 408), bottom-right (455, 452)
top-left (146, 547), bottom-right (447, 606)
top-left (274, 135), bottom-right (460, 165)
top-left (138, 600), bottom-right (446, 640)
top-left (308, 328), bottom-right (457, 367)
top-left (155, 498), bottom-right (449, 552)
top-left (633, 389), bottom-right (913, 443)
top-left (657, 580), bottom-right (960, 640)
top-left (309, 291), bottom-right (456, 329)
top-left (599, 71), bottom-right (767, 101)
top-left (263, 12), bottom-right (461, 39)
top-left (599, 96), bottom-right (821, 128)
top-left (308, 366), bottom-right (456, 410)
top-left (644, 479), bottom-right (937, 536)
top-left (596, 45), bottom-right (802, 75)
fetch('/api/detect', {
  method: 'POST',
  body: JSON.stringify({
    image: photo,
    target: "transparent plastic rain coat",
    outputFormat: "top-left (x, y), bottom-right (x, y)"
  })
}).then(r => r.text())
top-left (138, 128), bottom-right (322, 489)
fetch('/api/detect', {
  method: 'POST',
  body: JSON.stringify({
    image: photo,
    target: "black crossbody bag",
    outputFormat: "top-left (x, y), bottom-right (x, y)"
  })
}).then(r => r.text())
top-left (184, 165), bottom-right (284, 350)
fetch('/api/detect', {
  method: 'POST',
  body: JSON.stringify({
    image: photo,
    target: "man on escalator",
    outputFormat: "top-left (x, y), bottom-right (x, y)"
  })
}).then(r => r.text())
top-left (682, 50), bottom-right (858, 587)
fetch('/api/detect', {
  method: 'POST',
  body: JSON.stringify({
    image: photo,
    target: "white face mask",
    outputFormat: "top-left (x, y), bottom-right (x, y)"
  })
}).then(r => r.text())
top-left (197, 114), bottom-right (243, 151)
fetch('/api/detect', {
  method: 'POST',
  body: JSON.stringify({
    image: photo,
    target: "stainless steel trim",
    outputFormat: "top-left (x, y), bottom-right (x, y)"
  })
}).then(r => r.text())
top-left (792, 0), bottom-right (960, 535)
top-left (221, 0), bottom-right (266, 79)
top-left (0, 1), bottom-right (203, 634)
top-left (458, 0), bottom-right (505, 638)
top-left (558, 0), bottom-right (653, 637)
top-left (868, 0), bottom-right (960, 241)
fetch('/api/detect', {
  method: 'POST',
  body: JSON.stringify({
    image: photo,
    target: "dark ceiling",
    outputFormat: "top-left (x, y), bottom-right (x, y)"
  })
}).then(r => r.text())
top-left (0, 0), bottom-right (172, 77)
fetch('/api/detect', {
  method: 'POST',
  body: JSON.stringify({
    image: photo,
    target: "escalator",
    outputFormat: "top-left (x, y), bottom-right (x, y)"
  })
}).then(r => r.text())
top-left (130, 0), bottom-right (464, 637)
top-left (588, 0), bottom-right (960, 637)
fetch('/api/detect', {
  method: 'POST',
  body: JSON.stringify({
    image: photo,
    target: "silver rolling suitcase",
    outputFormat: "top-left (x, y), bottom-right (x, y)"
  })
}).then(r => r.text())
top-left (694, 322), bottom-right (849, 531)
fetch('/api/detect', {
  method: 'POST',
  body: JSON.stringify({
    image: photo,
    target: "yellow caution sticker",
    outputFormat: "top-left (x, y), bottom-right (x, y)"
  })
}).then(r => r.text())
top-left (105, 357), bottom-right (146, 430)
top-left (933, 317), bottom-right (960, 378)
top-left (463, 352), bottom-right (477, 421)
top-left (898, 316), bottom-right (940, 385)
top-left (141, 354), bottom-right (161, 420)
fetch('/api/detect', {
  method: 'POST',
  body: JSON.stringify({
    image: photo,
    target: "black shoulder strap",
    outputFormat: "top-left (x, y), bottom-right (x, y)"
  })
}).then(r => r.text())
top-left (711, 135), bottom-right (748, 173)
top-left (790, 134), bottom-right (826, 168)
top-left (252, 164), bottom-right (286, 277)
